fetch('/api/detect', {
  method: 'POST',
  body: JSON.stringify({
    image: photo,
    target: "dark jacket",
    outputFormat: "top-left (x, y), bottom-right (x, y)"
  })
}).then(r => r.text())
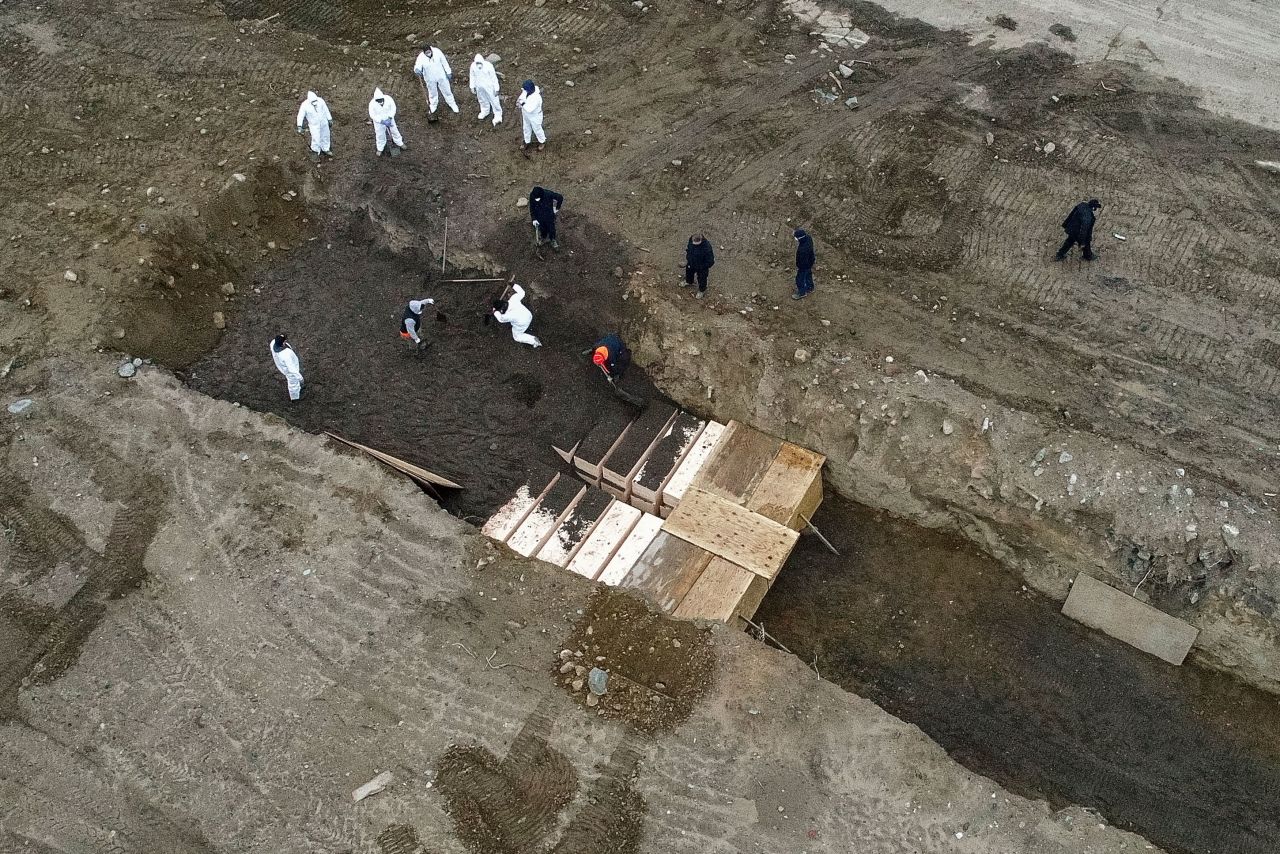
top-left (1063, 202), bottom-right (1097, 243)
top-left (594, 333), bottom-right (631, 379)
top-left (795, 233), bottom-right (816, 271)
top-left (529, 186), bottom-right (563, 226)
top-left (685, 238), bottom-right (715, 271)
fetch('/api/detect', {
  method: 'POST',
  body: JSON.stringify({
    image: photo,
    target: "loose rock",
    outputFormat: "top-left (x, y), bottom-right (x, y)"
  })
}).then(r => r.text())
top-left (7, 398), bottom-right (34, 415)
top-left (837, 64), bottom-right (853, 78)
top-left (221, 282), bottom-right (236, 295)
top-left (794, 348), bottom-right (810, 363)
top-left (64, 270), bottom-right (78, 282)
top-left (516, 197), bottom-right (528, 208)
top-left (588, 667), bottom-right (609, 695)
top-left (942, 420), bottom-right (954, 436)
top-left (352, 771), bottom-right (394, 802)
top-left (212, 311), bottom-right (226, 330)
top-left (1058, 451), bottom-right (1073, 463)
top-left (117, 362), bottom-right (137, 378)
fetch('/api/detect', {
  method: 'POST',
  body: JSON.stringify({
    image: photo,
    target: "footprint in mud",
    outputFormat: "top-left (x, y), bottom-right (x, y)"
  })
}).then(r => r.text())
top-left (376, 824), bottom-right (432, 854)
top-left (504, 373), bottom-right (543, 408)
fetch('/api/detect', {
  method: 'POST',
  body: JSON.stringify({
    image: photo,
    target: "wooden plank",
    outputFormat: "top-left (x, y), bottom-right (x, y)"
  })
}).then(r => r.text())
top-left (598, 513), bottom-right (665, 586)
top-left (672, 558), bottom-right (756, 622)
top-left (662, 487), bottom-right (799, 581)
top-left (620, 532), bottom-right (714, 613)
top-left (326, 432), bottom-right (463, 489)
top-left (661, 421), bottom-right (726, 508)
top-left (507, 479), bottom-right (585, 557)
top-left (602, 403), bottom-right (678, 491)
top-left (688, 420), bottom-right (782, 504)
top-left (535, 488), bottom-right (613, 567)
top-left (1062, 573), bottom-right (1199, 665)
top-left (481, 470), bottom-right (559, 542)
top-left (565, 501), bottom-right (642, 580)
top-left (632, 413), bottom-right (704, 507)
top-left (572, 411), bottom-right (634, 480)
top-left (747, 442), bottom-right (826, 529)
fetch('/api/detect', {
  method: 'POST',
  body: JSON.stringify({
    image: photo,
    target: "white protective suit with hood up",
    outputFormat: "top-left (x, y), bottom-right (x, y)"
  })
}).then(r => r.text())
top-left (492, 284), bottom-right (541, 348)
top-left (413, 47), bottom-right (460, 115)
top-left (270, 338), bottom-right (303, 401)
top-left (468, 54), bottom-right (502, 125)
top-left (296, 91), bottom-right (333, 155)
top-left (367, 88), bottom-right (405, 153)
top-left (516, 84), bottom-right (546, 145)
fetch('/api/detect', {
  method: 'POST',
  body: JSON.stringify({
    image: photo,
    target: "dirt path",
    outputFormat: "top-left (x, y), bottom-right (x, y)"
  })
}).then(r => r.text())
top-left (757, 496), bottom-right (1280, 854)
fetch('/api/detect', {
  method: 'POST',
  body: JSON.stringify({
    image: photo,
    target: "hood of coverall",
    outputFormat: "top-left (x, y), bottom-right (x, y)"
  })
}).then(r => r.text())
top-left (473, 53), bottom-right (485, 65)
top-left (306, 90), bottom-right (319, 105)
top-left (522, 80), bottom-right (535, 94)
top-left (373, 87), bottom-right (385, 103)
top-left (408, 300), bottom-right (428, 314)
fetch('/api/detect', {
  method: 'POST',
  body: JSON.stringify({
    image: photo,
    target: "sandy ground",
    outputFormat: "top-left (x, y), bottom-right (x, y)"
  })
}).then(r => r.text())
top-left (0, 365), bottom-right (1156, 854)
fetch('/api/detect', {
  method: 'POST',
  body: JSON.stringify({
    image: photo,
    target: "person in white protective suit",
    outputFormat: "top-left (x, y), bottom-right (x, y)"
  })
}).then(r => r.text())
top-left (368, 88), bottom-right (406, 156)
top-left (400, 297), bottom-right (436, 350)
top-left (491, 285), bottom-right (542, 348)
top-left (295, 91), bottom-right (333, 157)
top-left (516, 80), bottom-right (546, 153)
top-left (270, 334), bottom-right (303, 401)
top-left (413, 46), bottom-right (460, 120)
top-left (468, 54), bottom-right (502, 126)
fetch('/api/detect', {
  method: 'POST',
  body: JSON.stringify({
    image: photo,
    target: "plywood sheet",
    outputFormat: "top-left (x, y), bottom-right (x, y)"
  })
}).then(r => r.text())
top-left (672, 558), bottom-right (755, 622)
top-left (565, 501), bottom-right (642, 580)
top-left (1062, 573), bottom-right (1199, 665)
top-left (598, 513), bottom-right (665, 586)
top-left (662, 421), bottom-right (726, 507)
top-left (731, 574), bottom-right (772, 625)
top-left (688, 420), bottom-right (782, 503)
top-left (662, 487), bottom-right (799, 581)
top-left (747, 443), bottom-right (826, 529)
top-left (621, 532), bottom-right (714, 613)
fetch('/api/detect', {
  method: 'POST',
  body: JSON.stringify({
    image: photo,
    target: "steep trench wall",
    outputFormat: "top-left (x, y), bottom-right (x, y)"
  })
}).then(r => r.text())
top-left (625, 284), bottom-right (1280, 695)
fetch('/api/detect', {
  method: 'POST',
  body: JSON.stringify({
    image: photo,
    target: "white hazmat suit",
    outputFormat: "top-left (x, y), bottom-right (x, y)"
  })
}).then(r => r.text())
top-left (270, 338), bottom-right (303, 401)
top-left (493, 285), bottom-right (541, 348)
top-left (469, 54), bottom-right (502, 125)
top-left (516, 84), bottom-right (546, 146)
top-left (296, 91), bottom-right (333, 155)
top-left (368, 88), bottom-right (405, 154)
top-left (414, 47), bottom-right (459, 116)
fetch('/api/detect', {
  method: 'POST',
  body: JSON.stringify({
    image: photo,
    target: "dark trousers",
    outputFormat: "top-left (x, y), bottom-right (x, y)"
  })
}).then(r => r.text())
top-left (1056, 234), bottom-right (1093, 259)
top-left (795, 268), bottom-right (814, 295)
top-left (535, 218), bottom-right (557, 242)
top-left (685, 266), bottom-right (709, 292)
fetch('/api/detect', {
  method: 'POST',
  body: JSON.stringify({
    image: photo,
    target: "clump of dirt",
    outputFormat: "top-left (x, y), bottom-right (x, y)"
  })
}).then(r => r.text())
top-left (1049, 22), bottom-right (1077, 42)
top-left (555, 589), bottom-right (716, 734)
top-left (992, 13), bottom-right (1018, 30)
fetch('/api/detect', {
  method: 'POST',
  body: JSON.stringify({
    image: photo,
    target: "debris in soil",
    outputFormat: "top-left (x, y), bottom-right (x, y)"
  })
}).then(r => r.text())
top-left (556, 589), bottom-right (715, 734)
top-left (992, 14), bottom-right (1018, 30)
top-left (117, 362), bottom-right (137, 378)
top-left (353, 771), bottom-right (394, 801)
top-left (1049, 23), bottom-right (1078, 42)
top-left (7, 398), bottom-right (34, 415)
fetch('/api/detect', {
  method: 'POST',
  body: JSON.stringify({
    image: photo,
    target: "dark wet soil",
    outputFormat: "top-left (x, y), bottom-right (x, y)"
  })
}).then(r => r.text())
top-left (186, 212), bottom-right (656, 521)
top-left (756, 495), bottom-right (1280, 854)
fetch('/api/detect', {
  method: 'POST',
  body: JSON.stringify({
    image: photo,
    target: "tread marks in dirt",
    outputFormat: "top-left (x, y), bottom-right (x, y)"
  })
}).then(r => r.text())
top-left (0, 467), bottom-right (165, 717)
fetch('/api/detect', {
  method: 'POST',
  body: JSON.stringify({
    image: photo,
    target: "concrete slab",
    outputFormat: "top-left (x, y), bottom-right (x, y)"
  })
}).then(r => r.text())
top-left (1062, 573), bottom-right (1199, 665)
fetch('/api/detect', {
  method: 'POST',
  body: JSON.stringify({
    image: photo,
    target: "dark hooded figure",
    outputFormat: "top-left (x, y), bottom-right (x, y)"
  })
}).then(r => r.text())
top-left (591, 333), bottom-right (631, 381)
top-left (528, 185), bottom-right (564, 249)
top-left (793, 228), bottom-right (816, 300)
top-left (684, 234), bottom-right (715, 299)
top-left (1056, 199), bottom-right (1102, 261)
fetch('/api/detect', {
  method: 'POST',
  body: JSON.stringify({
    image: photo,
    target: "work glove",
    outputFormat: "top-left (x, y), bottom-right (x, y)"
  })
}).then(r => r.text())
top-left (531, 219), bottom-right (539, 228)
top-left (425, 298), bottom-right (435, 305)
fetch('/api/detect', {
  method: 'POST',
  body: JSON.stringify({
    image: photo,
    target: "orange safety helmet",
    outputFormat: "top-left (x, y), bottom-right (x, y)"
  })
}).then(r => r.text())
top-left (592, 346), bottom-right (609, 366)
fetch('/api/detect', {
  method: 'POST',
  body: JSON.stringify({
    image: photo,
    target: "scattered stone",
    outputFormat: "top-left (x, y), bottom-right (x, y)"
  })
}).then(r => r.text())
top-left (352, 771), bottom-right (394, 802)
top-left (1222, 523), bottom-right (1240, 539)
top-left (837, 63), bottom-right (853, 78)
top-left (516, 197), bottom-right (529, 208)
top-left (534, 0), bottom-right (546, 7)
top-left (266, 241), bottom-right (277, 250)
top-left (221, 282), bottom-right (236, 295)
top-left (571, 678), bottom-right (584, 691)
top-left (992, 13), bottom-right (1017, 30)
top-left (1044, 141), bottom-right (1056, 154)
top-left (844, 96), bottom-right (859, 109)
top-left (820, 319), bottom-right (831, 326)
top-left (1032, 447), bottom-right (1048, 464)
top-left (63, 270), bottom-right (78, 282)
top-left (1255, 160), bottom-right (1280, 173)
top-left (1058, 451), bottom-right (1073, 464)
top-left (671, 638), bottom-right (681, 648)
top-left (117, 362), bottom-right (137, 379)
top-left (564, 80), bottom-right (575, 87)
top-left (632, 0), bottom-right (643, 6)
top-left (7, 398), bottom-right (34, 415)
top-left (941, 420), bottom-right (954, 436)
top-left (1137, 485), bottom-right (1148, 494)
top-left (784, 54), bottom-right (797, 61)
top-left (612, 266), bottom-right (624, 279)
top-left (212, 311), bottom-right (226, 330)
top-left (486, 53), bottom-right (502, 64)
top-left (559, 649), bottom-right (573, 661)
top-left (914, 369), bottom-right (928, 382)
top-left (1049, 23), bottom-right (1077, 42)
top-left (985, 131), bottom-right (994, 146)
top-left (585, 692), bottom-right (599, 707)
top-left (671, 159), bottom-right (682, 167)
top-left (232, 173), bottom-right (247, 182)
top-left (132, 357), bottom-right (143, 367)
top-left (1067, 473), bottom-right (1078, 496)
top-left (794, 348), bottom-right (810, 363)
top-left (489, 442), bottom-right (499, 451)
top-left (405, 33), bottom-right (417, 42)
top-left (588, 667), bottom-right (609, 695)
top-left (112, 326), bottom-right (126, 339)
top-left (559, 661), bottom-right (576, 674)
top-left (884, 355), bottom-right (894, 363)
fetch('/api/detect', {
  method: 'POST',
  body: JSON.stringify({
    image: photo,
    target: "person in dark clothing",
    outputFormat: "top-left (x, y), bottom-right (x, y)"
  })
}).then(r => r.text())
top-left (590, 333), bottom-right (631, 381)
top-left (683, 234), bottom-right (715, 299)
top-left (1055, 199), bottom-right (1102, 261)
top-left (528, 186), bottom-right (564, 249)
top-left (792, 228), bottom-right (816, 300)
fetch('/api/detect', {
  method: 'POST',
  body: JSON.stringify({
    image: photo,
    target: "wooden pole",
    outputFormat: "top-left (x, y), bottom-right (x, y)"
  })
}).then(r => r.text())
top-left (438, 277), bottom-right (507, 284)
top-left (441, 216), bottom-right (448, 274)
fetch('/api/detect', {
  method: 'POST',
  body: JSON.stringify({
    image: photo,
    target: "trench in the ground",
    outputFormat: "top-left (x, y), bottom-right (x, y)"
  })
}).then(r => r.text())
top-left (170, 179), bottom-right (1280, 854)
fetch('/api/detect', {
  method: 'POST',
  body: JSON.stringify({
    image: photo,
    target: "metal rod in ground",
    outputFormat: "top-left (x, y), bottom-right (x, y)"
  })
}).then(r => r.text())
top-left (438, 277), bottom-right (508, 283)
top-left (741, 617), bottom-right (796, 656)
top-left (441, 216), bottom-right (448, 273)
top-left (800, 513), bottom-right (840, 556)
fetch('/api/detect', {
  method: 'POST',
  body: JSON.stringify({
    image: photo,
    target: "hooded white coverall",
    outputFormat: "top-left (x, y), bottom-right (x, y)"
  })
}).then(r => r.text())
top-left (469, 54), bottom-right (502, 125)
top-left (516, 85), bottom-right (546, 145)
top-left (296, 91), bottom-right (333, 154)
top-left (368, 88), bottom-right (405, 153)
top-left (270, 340), bottom-right (303, 401)
top-left (414, 48), bottom-right (460, 115)
top-left (402, 298), bottom-right (435, 344)
top-left (493, 285), bottom-right (542, 348)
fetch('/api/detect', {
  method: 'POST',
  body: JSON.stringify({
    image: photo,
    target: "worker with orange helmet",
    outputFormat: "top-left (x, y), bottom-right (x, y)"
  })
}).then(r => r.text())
top-left (590, 333), bottom-right (631, 382)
